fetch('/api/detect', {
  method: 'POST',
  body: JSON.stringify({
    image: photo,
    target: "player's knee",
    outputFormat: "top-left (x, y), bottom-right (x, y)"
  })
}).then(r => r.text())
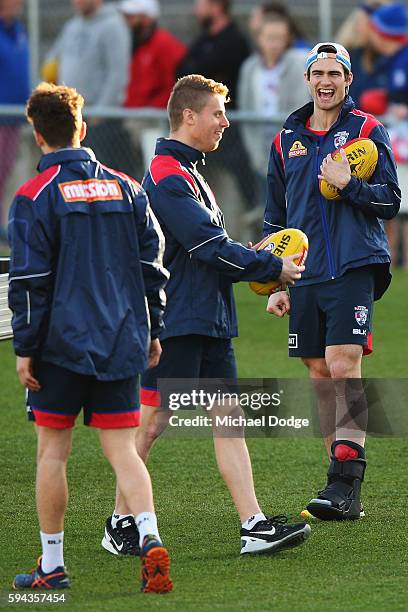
top-left (327, 358), bottom-right (357, 379)
top-left (138, 407), bottom-right (168, 445)
top-left (302, 358), bottom-right (330, 379)
top-left (37, 449), bottom-right (70, 466)
top-left (137, 424), bottom-right (158, 449)
top-left (36, 429), bottom-right (72, 463)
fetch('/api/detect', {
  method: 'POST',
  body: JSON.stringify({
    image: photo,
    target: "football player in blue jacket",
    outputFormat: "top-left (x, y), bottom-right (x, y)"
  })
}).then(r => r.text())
top-left (9, 82), bottom-right (172, 593)
top-left (265, 43), bottom-right (400, 521)
top-left (103, 74), bottom-right (311, 557)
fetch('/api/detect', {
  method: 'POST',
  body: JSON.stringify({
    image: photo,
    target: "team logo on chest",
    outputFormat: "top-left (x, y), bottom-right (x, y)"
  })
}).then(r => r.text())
top-left (288, 140), bottom-right (308, 158)
top-left (354, 305), bottom-right (368, 326)
top-left (334, 131), bottom-right (349, 148)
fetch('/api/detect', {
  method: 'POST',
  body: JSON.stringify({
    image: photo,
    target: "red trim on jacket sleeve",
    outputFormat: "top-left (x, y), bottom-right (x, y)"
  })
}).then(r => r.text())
top-left (273, 131), bottom-right (285, 170)
top-left (351, 109), bottom-right (381, 138)
top-left (16, 165), bottom-right (61, 201)
top-left (149, 155), bottom-right (200, 196)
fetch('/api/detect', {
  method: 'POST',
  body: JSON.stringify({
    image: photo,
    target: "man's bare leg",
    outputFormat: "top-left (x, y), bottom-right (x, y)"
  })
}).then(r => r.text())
top-left (36, 427), bottom-right (73, 534)
top-left (325, 344), bottom-right (366, 448)
top-left (306, 345), bottom-right (367, 520)
top-left (99, 428), bottom-right (155, 516)
top-left (302, 357), bottom-right (335, 457)
top-left (213, 435), bottom-right (261, 522)
top-left (34, 426), bottom-right (73, 574)
top-left (114, 405), bottom-right (169, 516)
top-left (99, 427), bottom-right (172, 593)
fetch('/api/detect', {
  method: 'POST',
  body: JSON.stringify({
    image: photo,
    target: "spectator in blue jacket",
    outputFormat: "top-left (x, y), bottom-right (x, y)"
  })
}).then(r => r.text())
top-left (369, 2), bottom-right (408, 118)
top-left (8, 82), bottom-right (172, 594)
top-left (102, 74), bottom-right (311, 559)
top-left (265, 42), bottom-right (400, 522)
top-left (0, 0), bottom-right (30, 242)
top-left (368, 3), bottom-right (408, 268)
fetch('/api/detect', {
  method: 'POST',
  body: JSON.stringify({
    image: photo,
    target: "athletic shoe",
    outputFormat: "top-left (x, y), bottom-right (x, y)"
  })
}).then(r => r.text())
top-left (240, 515), bottom-right (311, 555)
top-left (13, 556), bottom-right (70, 589)
top-left (140, 535), bottom-right (173, 594)
top-left (101, 516), bottom-right (140, 556)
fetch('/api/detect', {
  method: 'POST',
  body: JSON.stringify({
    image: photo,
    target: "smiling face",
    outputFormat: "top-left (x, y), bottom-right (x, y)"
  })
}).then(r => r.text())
top-left (305, 57), bottom-right (353, 112)
top-left (188, 93), bottom-right (230, 153)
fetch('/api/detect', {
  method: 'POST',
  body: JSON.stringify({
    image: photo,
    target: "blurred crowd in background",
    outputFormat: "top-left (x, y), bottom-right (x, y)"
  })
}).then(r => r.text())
top-left (1, 0), bottom-right (408, 266)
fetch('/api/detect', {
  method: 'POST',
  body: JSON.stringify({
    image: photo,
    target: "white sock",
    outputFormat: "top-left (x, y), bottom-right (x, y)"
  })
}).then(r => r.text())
top-left (135, 512), bottom-right (160, 547)
top-left (242, 512), bottom-right (267, 530)
top-left (40, 531), bottom-right (64, 573)
top-left (111, 511), bottom-right (132, 529)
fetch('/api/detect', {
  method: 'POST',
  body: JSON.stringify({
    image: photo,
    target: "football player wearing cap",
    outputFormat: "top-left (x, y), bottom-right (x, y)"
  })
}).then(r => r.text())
top-left (265, 42), bottom-right (400, 521)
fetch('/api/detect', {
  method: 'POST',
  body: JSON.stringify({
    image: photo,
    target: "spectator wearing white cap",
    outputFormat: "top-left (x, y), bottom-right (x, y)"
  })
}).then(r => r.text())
top-left (119, 0), bottom-right (186, 108)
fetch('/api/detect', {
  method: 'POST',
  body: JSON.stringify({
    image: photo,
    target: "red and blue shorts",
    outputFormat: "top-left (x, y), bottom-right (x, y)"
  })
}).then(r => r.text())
top-left (27, 360), bottom-right (140, 429)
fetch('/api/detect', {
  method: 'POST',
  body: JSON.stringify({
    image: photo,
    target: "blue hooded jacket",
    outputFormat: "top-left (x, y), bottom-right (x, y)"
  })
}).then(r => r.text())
top-left (264, 97), bottom-right (400, 299)
top-left (8, 148), bottom-right (168, 380)
top-left (142, 138), bottom-right (283, 339)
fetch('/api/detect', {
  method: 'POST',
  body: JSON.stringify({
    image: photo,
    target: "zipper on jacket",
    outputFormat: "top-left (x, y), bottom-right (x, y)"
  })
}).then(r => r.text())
top-left (315, 143), bottom-right (336, 279)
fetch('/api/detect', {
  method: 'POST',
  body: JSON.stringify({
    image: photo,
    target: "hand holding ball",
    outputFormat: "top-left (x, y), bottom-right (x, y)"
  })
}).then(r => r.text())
top-left (249, 228), bottom-right (308, 296)
top-left (319, 138), bottom-right (378, 200)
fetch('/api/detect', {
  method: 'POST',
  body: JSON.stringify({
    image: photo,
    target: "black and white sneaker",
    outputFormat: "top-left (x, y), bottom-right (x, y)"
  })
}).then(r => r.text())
top-left (240, 515), bottom-right (311, 555)
top-left (101, 516), bottom-right (140, 556)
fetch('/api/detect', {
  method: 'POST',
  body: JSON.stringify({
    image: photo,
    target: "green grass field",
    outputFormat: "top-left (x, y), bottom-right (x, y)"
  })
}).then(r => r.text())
top-left (1, 274), bottom-right (407, 610)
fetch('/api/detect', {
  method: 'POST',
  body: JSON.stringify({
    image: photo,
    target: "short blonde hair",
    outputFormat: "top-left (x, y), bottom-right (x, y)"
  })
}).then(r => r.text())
top-left (167, 74), bottom-right (229, 131)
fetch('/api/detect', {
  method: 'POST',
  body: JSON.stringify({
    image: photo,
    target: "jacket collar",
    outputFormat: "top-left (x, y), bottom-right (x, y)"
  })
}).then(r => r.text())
top-left (284, 95), bottom-right (356, 134)
top-left (38, 147), bottom-right (96, 172)
top-left (155, 138), bottom-right (205, 167)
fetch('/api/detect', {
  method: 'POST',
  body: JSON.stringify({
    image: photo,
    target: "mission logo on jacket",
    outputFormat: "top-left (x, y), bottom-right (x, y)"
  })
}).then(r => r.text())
top-left (8, 148), bottom-right (168, 380)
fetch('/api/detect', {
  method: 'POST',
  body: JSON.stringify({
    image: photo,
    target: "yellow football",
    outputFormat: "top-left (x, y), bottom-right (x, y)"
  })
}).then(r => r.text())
top-left (319, 137), bottom-right (378, 200)
top-left (249, 228), bottom-right (309, 296)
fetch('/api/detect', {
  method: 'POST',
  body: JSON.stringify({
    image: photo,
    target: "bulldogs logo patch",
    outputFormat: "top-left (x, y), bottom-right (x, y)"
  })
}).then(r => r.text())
top-left (354, 305), bottom-right (368, 326)
top-left (334, 131), bottom-right (349, 148)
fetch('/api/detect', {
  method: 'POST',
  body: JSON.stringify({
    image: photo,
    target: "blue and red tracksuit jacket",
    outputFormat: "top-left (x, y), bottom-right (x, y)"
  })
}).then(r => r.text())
top-left (264, 96), bottom-right (401, 299)
top-left (8, 148), bottom-right (168, 381)
top-left (142, 138), bottom-right (283, 339)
